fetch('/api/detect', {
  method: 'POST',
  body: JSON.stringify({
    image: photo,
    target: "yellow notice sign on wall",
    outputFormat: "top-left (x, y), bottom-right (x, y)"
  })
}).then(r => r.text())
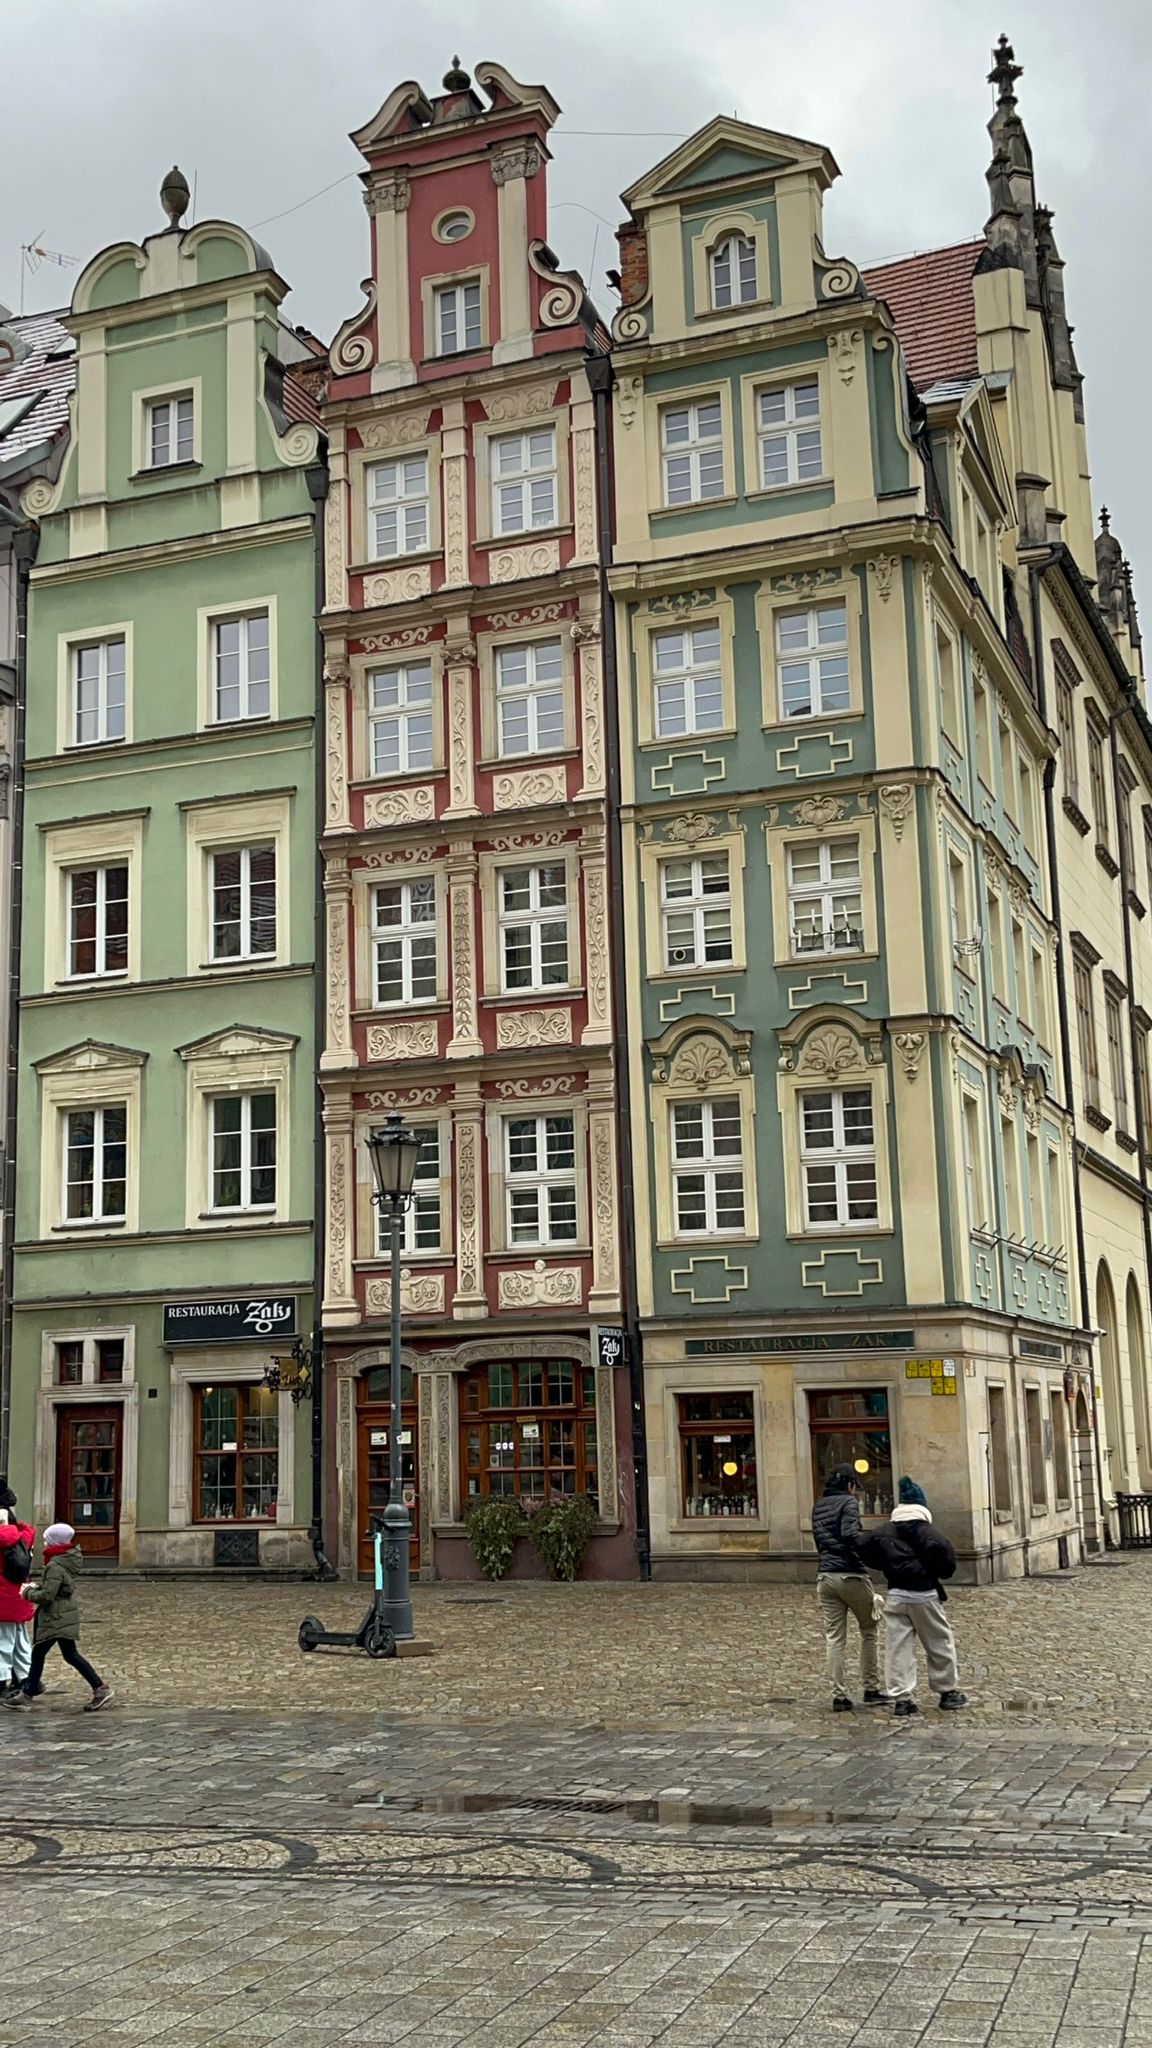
top-left (905, 1359), bottom-right (958, 1396)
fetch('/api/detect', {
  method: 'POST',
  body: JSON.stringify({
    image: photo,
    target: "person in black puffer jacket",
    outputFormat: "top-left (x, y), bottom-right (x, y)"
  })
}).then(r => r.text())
top-left (811, 1466), bottom-right (888, 1712)
top-left (856, 1477), bottom-right (967, 1716)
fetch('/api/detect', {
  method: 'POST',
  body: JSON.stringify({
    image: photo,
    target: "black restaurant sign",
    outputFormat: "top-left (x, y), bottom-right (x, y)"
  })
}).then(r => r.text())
top-left (163, 1298), bottom-right (298, 1347)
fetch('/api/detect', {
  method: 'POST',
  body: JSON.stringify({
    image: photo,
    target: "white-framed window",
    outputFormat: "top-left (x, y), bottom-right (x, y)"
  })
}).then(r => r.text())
top-left (758, 381), bottom-right (822, 489)
top-left (499, 863), bottom-right (569, 992)
top-left (212, 611), bottom-right (270, 724)
top-left (210, 845), bottom-right (276, 963)
top-left (800, 1087), bottom-right (878, 1229)
top-left (652, 622), bottom-right (724, 738)
top-left (63, 1104), bottom-right (127, 1224)
top-left (369, 661), bottom-right (434, 777)
top-left (210, 1092), bottom-right (276, 1213)
top-left (367, 454), bottom-right (429, 559)
top-left (671, 1097), bottom-right (746, 1237)
top-left (496, 638), bottom-right (564, 758)
top-left (776, 601), bottom-right (850, 719)
top-left (375, 1124), bottom-right (442, 1255)
top-left (372, 878), bottom-right (437, 1007)
top-left (492, 429), bottom-right (557, 536)
top-left (434, 279), bottom-right (481, 356)
top-left (660, 854), bottom-right (733, 970)
top-left (709, 234), bottom-right (757, 310)
top-left (661, 399), bottom-right (725, 507)
top-left (146, 392), bottom-right (194, 468)
top-left (787, 839), bottom-right (863, 957)
top-left (72, 637), bottom-right (126, 746)
top-left (67, 864), bottom-right (128, 978)
top-left (505, 1114), bottom-right (578, 1246)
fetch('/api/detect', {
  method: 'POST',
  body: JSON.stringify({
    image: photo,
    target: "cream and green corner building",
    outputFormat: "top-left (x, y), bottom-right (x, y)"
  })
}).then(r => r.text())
top-left (8, 180), bottom-right (325, 1570)
top-left (607, 41), bottom-right (1142, 1580)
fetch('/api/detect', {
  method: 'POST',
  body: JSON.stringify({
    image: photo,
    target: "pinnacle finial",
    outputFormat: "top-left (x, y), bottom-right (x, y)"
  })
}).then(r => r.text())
top-left (160, 165), bottom-right (190, 229)
top-left (442, 54), bottom-right (471, 92)
top-left (989, 33), bottom-right (1023, 103)
top-left (1100, 505), bottom-right (1111, 532)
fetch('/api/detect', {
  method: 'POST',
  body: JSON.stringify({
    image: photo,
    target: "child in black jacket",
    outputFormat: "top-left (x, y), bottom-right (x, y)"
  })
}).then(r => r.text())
top-left (857, 1477), bottom-right (967, 1716)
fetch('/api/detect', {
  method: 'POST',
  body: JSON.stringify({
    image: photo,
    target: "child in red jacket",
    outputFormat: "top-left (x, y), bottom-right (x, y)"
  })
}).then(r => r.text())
top-left (0, 1505), bottom-right (36, 1699)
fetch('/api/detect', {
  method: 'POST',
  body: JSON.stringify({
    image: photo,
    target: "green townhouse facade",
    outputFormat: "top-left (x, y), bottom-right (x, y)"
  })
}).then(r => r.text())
top-left (607, 93), bottom-right (1092, 1580)
top-left (9, 180), bottom-right (325, 1569)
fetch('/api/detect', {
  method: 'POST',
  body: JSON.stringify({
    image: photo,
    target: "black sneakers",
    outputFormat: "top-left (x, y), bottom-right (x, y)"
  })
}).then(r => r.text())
top-left (893, 1698), bottom-right (919, 1717)
top-left (938, 1689), bottom-right (968, 1711)
top-left (832, 1695), bottom-right (855, 1712)
top-left (863, 1690), bottom-right (894, 1705)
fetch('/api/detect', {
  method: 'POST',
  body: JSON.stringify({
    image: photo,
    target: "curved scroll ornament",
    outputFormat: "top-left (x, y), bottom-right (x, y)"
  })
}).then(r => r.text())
top-left (331, 279), bottom-right (378, 374)
top-left (21, 476), bottom-right (56, 519)
top-left (612, 293), bottom-right (653, 345)
top-left (277, 422), bottom-right (319, 467)
top-left (528, 241), bottom-right (583, 328)
top-left (816, 257), bottom-right (862, 301)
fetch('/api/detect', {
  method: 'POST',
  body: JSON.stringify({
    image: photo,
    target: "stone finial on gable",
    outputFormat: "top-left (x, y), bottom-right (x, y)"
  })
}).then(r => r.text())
top-left (160, 166), bottom-right (190, 230)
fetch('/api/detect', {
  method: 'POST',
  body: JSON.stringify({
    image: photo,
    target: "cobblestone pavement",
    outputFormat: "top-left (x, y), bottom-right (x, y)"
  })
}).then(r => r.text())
top-left (4, 1562), bottom-right (1152, 2044)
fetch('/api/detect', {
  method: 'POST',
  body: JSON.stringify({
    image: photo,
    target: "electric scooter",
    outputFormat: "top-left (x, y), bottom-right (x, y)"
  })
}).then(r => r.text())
top-left (298, 1517), bottom-right (396, 1659)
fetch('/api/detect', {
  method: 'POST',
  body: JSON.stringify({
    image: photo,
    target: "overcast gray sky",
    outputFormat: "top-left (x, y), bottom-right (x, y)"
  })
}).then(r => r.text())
top-left (5, 0), bottom-right (1150, 588)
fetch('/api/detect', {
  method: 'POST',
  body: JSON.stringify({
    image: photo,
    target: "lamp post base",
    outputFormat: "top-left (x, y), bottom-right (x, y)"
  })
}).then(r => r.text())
top-left (376, 1500), bottom-right (414, 1640)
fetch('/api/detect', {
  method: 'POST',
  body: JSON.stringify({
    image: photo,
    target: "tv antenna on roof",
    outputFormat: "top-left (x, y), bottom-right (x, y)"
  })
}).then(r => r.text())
top-left (20, 235), bottom-right (79, 314)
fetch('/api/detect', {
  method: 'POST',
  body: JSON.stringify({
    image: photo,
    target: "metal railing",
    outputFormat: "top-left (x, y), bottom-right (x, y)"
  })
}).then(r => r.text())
top-left (1115, 1493), bottom-right (1152, 1549)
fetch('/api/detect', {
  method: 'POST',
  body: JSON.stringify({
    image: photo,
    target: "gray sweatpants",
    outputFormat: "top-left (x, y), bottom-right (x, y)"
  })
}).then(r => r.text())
top-left (884, 1593), bottom-right (958, 1698)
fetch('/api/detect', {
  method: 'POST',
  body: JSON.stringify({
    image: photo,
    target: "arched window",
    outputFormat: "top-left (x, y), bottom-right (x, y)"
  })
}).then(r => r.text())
top-left (710, 233), bottom-right (757, 309)
top-left (1096, 1262), bottom-right (1128, 1489)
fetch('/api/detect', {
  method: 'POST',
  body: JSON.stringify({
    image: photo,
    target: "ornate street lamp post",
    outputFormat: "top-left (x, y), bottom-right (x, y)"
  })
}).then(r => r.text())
top-left (365, 1112), bottom-right (422, 1640)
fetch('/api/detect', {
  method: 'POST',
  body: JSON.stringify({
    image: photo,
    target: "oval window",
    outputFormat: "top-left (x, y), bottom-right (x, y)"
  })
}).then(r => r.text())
top-left (437, 210), bottom-right (473, 244)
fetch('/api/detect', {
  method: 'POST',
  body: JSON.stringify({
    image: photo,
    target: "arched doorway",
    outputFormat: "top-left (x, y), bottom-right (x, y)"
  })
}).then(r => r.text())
top-left (1126, 1276), bottom-right (1152, 1490)
top-left (1074, 1387), bottom-right (1100, 1553)
top-left (1096, 1263), bottom-right (1128, 1492)
top-left (356, 1364), bottom-right (419, 1577)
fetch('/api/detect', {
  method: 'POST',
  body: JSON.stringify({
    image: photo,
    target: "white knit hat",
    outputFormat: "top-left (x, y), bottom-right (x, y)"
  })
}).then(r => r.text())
top-left (43, 1522), bottom-right (75, 1547)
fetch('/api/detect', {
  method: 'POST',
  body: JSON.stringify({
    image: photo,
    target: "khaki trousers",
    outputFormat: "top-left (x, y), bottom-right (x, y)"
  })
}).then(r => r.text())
top-left (884, 1594), bottom-right (959, 1699)
top-left (817, 1572), bottom-right (882, 1699)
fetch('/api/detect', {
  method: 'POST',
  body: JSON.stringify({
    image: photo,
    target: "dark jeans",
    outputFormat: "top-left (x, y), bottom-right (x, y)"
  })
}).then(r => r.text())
top-left (24, 1637), bottom-right (102, 1695)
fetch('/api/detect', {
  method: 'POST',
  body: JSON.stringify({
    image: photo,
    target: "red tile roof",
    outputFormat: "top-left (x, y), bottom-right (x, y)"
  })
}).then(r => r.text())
top-left (862, 239), bottom-right (984, 390)
top-left (283, 362), bottom-right (325, 430)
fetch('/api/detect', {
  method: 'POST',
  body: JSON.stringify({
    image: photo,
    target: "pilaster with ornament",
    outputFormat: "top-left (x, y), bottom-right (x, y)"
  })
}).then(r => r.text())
top-left (452, 1082), bottom-right (487, 1318)
top-left (365, 171), bottom-right (415, 390)
top-left (569, 366), bottom-right (598, 566)
top-left (875, 779), bottom-right (928, 1015)
top-left (890, 1019), bottom-right (944, 1304)
top-left (441, 397), bottom-right (469, 589)
top-left (823, 328), bottom-right (872, 502)
top-left (323, 656), bottom-right (352, 833)
top-left (580, 828), bottom-right (612, 1046)
top-left (574, 611), bottom-right (605, 798)
top-left (446, 840), bottom-right (482, 1057)
top-left (587, 1076), bottom-right (621, 1315)
top-left (444, 631), bottom-right (478, 819)
top-left (866, 547), bottom-right (913, 764)
top-left (323, 429), bottom-right (349, 614)
top-left (490, 140), bottom-right (542, 363)
top-left (320, 859), bottom-right (355, 1069)
top-left (322, 1097), bottom-right (358, 1324)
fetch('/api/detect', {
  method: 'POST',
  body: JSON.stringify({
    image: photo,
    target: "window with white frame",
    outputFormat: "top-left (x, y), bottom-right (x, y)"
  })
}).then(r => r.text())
top-left (799, 1087), bottom-right (878, 1228)
top-left (652, 621), bottom-right (723, 738)
top-left (67, 864), bottom-right (128, 978)
top-left (776, 601), bottom-right (850, 719)
top-left (787, 839), bottom-right (863, 957)
top-left (146, 392), bottom-right (194, 468)
top-left (660, 854), bottom-right (732, 969)
top-left (210, 1092), bottom-right (276, 1212)
top-left (496, 638), bottom-right (564, 758)
top-left (671, 1097), bottom-right (745, 1236)
top-left (210, 845), bottom-right (276, 963)
top-left (212, 611), bottom-right (270, 723)
top-left (434, 279), bottom-right (482, 355)
top-left (63, 1103), bottom-right (127, 1224)
top-left (505, 1114), bottom-right (578, 1245)
top-left (368, 661), bottom-right (434, 776)
top-left (757, 381), bottom-right (821, 489)
top-left (72, 637), bottom-right (126, 746)
top-left (491, 430), bottom-right (557, 536)
top-left (499, 863), bottom-right (569, 991)
top-left (375, 1124), bottom-right (442, 1255)
top-left (661, 399), bottom-right (725, 506)
top-left (709, 234), bottom-right (757, 309)
top-left (367, 454), bottom-right (429, 559)
top-left (372, 878), bottom-right (437, 1006)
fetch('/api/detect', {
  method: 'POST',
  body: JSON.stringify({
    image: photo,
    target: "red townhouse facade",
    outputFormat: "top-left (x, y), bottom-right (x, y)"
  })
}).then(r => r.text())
top-left (318, 58), bottom-right (636, 1577)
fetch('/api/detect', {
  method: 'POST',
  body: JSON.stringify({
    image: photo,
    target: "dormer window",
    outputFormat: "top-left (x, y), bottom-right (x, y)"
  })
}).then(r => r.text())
top-left (434, 280), bottom-right (482, 356)
top-left (709, 234), bottom-right (757, 310)
top-left (146, 392), bottom-right (194, 468)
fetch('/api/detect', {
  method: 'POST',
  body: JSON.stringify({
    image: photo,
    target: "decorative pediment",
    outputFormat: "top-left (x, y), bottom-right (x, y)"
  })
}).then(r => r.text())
top-left (34, 1040), bottom-right (147, 1076)
top-left (177, 1025), bottom-right (299, 1064)
top-left (777, 1005), bottom-right (884, 1076)
top-left (351, 81), bottom-right (435, 153)
top-left (622, 115), bottom-right (838, 212)
top-left (649, 1016), bottom-right (752, 1087)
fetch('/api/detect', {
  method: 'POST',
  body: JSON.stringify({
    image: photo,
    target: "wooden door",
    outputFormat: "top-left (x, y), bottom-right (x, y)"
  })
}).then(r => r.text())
top-left (55, 1406), bottom-right (121, 1558)
top-left (356, 1375), bottom-right (419, 1577)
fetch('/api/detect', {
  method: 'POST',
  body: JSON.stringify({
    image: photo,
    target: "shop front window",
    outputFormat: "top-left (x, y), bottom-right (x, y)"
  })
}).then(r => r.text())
top-left (678, 1391), bottom-right (758, 1518)
top-left (460, 1359), bottom-right (598, 1510)
top-left (194, 1384), bottom-right (279, 1522)
top-left (806, 1388), bottom-right (893, 1516)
